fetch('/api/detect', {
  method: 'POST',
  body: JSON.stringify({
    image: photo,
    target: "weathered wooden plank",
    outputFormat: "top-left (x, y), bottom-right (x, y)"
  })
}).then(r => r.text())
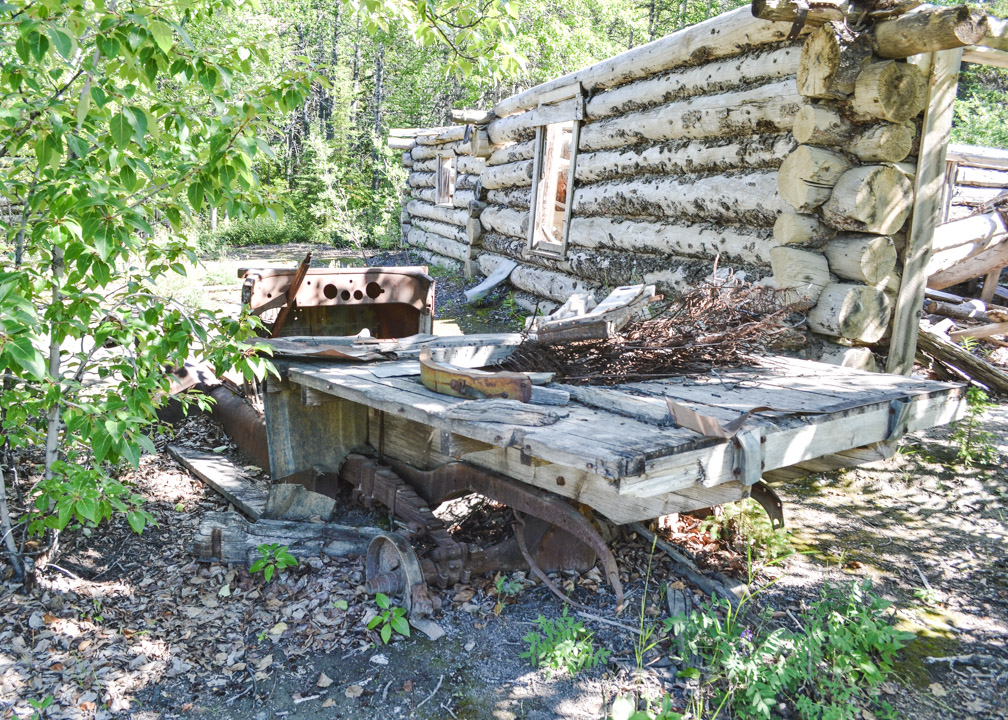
top-left (168, 445), bottom-right (268, 520)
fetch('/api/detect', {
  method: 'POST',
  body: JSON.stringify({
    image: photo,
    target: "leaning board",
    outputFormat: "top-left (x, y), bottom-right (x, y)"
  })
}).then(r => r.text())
top-left (267, 348), bottom-right (964, 525)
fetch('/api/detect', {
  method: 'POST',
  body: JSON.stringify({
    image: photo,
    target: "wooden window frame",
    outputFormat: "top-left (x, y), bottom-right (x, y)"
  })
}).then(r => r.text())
top-left (435, 154), bottom-right (455, 206)
top-left (527, 85), bottom-right (583, 260)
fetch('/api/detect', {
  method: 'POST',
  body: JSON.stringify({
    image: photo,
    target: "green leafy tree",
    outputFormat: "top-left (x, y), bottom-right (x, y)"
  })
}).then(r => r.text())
top-left (0, 0), bottom-right (310, 577)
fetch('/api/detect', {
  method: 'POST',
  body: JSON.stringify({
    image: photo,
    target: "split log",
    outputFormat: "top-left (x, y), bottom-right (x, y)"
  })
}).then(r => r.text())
top-left (456, 156), bottom-right (486, 176)
top-left (452, 189), bottom-right (477, 210)
top-left (797, 21), bottom-right (873, 99)
top-left (411, 217), bottom-right (468, 244)
top-left (493, 7), bottom-right (812, 117)
top-left (573, 170), bottom-right (787, 225)
top-left (873, 5), bottom-right (988, 59)
top-left (488, 140), bottom-right (536, 166)
top-left (774, 212), bottom-right (835, 247)
top-left (916, 328), bottom-right (1008, 395)
top-left (471, 128), bottom-right (492, 158)
top-left (479, 205), bottom-right (528, 239)
top-left (927, 240), bottom-right (1008, 290)
top-left (807, 282), bottom-right (893, 343)
top-left (451, 108), bottom-right (494, 125)
top-left (406, 228), bottom-right (472, 262)
top-left (487, 187), bottom-right (532, 210)
top-left (566, 216), bottom-right (771, 265)
top-left (410, 141), bottom-right (468, 161)
top-left (778, 145), bottom-right (851, 212)
top-left (466, 217), bottom-right (483, 245)
top-left (850, 61), bottom-right (927, 123)
top-left (193, 511), bottom-right (381, 564)
top-left (932, 211), bottom-right (1007, 254)
top-left (575, 134), bottom-right (796, 183)
top-left (821, 165), bottom-right (913, 234)
top-left (406, 199), bottom-right (469, 227)
top-left (482, 159), bottom-right (534, 189)
top-left (408, 171), bottom-right (435, 188)
top-left (414, 126), bottom-right (467, 145)
top-left (794, 106), bottom-right (913, 162)
top-left (824, 234), bottom-right (897, 284)
top-left (579, 80), bottom-right (802, 151)
top-left (476, 252), bottom-right (600, 304)
top-left (586, 45), bottom-right (800, 119)
top-left (751, 0), bottom-right (848, 24)
top-left (388, 136), bottom-right (415, 151)
top-left (770, 246), bottom-right (831, 308)
top-left (956, 166), bottom-right (1008, 188)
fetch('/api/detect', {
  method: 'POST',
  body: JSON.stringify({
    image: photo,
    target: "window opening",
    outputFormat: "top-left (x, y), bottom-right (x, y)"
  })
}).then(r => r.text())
top-left (436, 154), bottom-right (455, 206)
top-left (529, 121), bottom-right (575, 258)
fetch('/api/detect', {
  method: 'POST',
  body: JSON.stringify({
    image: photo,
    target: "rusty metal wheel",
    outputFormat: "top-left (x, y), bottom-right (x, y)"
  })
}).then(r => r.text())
top-left (364, 532), bottom-right (427, 616)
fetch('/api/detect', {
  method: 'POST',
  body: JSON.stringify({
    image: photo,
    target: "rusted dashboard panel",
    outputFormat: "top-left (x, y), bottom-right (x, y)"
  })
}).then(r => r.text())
top-left (240, 266), bottom-right (435, 339)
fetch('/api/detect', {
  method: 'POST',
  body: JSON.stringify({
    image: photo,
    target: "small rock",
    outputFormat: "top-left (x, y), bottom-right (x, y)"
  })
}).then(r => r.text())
top-left (345, 684), bottom-right (364, 698)
top-left (317, 672), bottom-right (333, 688)
top-left (370, 654), bottom-right (389, 666)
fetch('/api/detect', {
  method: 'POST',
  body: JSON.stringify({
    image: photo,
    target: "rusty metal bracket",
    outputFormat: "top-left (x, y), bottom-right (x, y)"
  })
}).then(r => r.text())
top-left (732, 428), bottom-right (766, 487)
top-left (749, 481), bottom-right (784, 531)
top-left (419, 349), bottom-right (532, 402)
top-left (888, 397), bottom-right (913, 442)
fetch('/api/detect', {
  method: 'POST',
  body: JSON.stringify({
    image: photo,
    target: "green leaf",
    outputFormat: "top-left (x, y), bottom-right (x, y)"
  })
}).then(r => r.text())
top-left (333, 599), bottom-right (349, 611)
top-left (375, 592), bottom-right (389, 609)
top-left (380, 623), bottom-right (391, 644)
top-left (110, 112), bottom-right (132, 148)
top-left (48, 26), bottom-right (74, 59)
top-left (367, 616), bottom-right (382, 630)
top-left (121, 442), bottom-right (140, 468)
top-left (76, 498), bottom-right (99, 524)
top-left (127, 510), bottom-right (147, 533)
top-left (150, 20), bottom-right (173, 53)
top-left (390, 616), bottom-right (410, 638)
top-left (6, 335), bottom-right (45, 379)
top-left (264, 564), bottom-right (275, 582)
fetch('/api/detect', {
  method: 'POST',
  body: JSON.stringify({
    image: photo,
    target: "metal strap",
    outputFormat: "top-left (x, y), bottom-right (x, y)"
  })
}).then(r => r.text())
top-left (787, 0), bottom-right (810, 41)
top-left (733, 428), bottom-right (766, 486)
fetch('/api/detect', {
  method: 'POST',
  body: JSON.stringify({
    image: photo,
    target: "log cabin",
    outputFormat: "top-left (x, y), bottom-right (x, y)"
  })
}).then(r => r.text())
top-left (391, 2), bottom-right (1007, 375)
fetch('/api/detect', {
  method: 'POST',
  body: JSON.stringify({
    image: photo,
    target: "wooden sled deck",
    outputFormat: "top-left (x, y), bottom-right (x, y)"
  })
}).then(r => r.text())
top-left (262, 334), bottom-right (966, 526)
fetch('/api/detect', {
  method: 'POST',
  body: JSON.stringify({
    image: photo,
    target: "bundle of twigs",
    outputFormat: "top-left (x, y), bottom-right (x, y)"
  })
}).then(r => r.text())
top-left (502, 281), bottom-right (803, 385)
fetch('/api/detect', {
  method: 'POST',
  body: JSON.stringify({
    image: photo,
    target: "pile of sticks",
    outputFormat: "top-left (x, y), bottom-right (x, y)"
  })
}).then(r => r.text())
top-left (503, 281), bottom-right (802, 385)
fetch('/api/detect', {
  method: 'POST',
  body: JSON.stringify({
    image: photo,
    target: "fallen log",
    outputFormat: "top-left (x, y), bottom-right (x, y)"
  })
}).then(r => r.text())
top-left (476, 252), bottom-right (601, 304)
top-left (798, 21), bottom-right (873, 99)
top-left (948, 322), bottom-right (1008, 341)
top-left (807, 282), bottom-right (892, 343)
top-left (821, 165), bottom-right (913, 234)
top-left (465, 258), bottom-right (518, 303)
top-left (916, 328), bottom-right (1008, 395)
top-left (923, 298), bottom-right (1007, 324)
top-left (193, 511), bottom-right (382, 564)
top-left (872, 5), bottom-right (988, 59)
top-left (850, 60), bottom-right (927, 123)
top-left (778, 145), bottom-right (851, 212)
top-left (927, 240), bottom-right (1008, 290)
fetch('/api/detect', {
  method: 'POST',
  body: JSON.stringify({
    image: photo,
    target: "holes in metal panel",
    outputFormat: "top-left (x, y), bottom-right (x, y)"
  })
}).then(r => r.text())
top-left (366, 282), bottom-right (385, 299)
top-left (323, 283), bottom-right (338, 299)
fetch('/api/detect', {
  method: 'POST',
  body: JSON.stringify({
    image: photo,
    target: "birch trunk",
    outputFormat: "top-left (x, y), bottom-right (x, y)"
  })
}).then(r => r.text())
top-left (406, 228), bottom-right (471, 262)
top-left (807, 282), bottom-right (893, 343)
top-left (777, 145), bottom-right (851, 212)
top-left (850, 61), bottom-right (927, 123)
top-left (770, 246), bottom-right (831, 308)
top-left (824, 234), bottom-right (898, 284)
top-left (482, 159), bottom-right (534, 189)
top-left (821, 165), bottom-right (913, 234)
top-left (797, 21), bottom-right (872, 99)
top-left (873, 5), bottom-right (988, 59)
top-left (488, 140), bottom-right (536, 166)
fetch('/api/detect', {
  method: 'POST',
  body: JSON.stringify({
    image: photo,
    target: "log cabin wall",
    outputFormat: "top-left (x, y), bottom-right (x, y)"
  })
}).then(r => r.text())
top-left (394, 2), bottom-right (997, 363)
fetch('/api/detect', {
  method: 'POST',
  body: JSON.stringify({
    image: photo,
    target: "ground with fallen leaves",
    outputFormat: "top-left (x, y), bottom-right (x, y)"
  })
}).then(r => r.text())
top-left (1, 245), bottom-right (1006, 720)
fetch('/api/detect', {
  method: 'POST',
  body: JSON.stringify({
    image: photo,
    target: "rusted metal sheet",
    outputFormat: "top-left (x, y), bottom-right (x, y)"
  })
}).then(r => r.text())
top-left (419, 349), bottom-right (532, 401)
top-left (241, 265), bottom-right (435, 339)
top-left (270, 251), bottom-right (313, 338)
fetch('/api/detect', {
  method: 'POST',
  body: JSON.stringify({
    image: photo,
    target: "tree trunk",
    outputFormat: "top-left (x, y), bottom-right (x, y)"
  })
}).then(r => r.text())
top-left (824, 234), bottom-right (897, 284)
top-left (797, 21), bottom-right (872, 99)
top-left (873, 5), bottom-right (988, 59)
top-left (807, 282), bottom-right (893, 343)
top-left (777, 145), bottom-right (851, 212)
top-left (770, 246), bottom-right (831, 308)
top-left (821, 165), bottom-right (913, 234)
top-left (850, 60), bottom-right (927, 123)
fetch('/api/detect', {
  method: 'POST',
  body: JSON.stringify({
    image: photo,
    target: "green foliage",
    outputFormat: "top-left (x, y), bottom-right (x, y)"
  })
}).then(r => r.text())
top-left (950, 385), bottom-right (1000, 466)
top-left (699, 499), bottom-right (793, 563)
top-left (0, 0), bottom-right (309, 551)
top-left (951, 85), bottom-right (1008, 148)
top-left (366, 592), bottom-right (410, 644)
top-left (666, 580), bottom-right (912, 720)
top-left (521, 606), bottom-right (610, 676)
top-left (249, 543), bottom-right (298, 582)
top-left (16, 695), bottom-right (54, 720)
top-left (493, 573), bottom-right (523, 614)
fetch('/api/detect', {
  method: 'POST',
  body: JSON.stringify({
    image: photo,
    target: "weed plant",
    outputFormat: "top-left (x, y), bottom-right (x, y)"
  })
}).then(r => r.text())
top-left (249, 543), bottom-right (298, 583)
top-left (367, 592), bottom-right (411, 644)
top-left (950, 385), bottom-right (999, 467)
top-left (521, 607), bottom-right (610, 677)
top-left (699, 499), bottom-right (794, 562)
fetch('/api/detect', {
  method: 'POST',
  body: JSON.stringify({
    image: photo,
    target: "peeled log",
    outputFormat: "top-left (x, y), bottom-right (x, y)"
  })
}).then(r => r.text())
top-left (487, 187), bottom-right (532, 210)
top-left (480, 205), bottom-right (528, 239)
top-left (476, 252), bottom-right (599, 304)
top-left (928, 240), bottom-right (1008, 290)
top-left (793, 106), bottom-right (912, 162)
top-left (798, 22), bottom-right (872, 99)
top-left (824, 234), bottom-right (897, 284)
top-left (388, 136), bottom-right (416, 151)
top-left (932, 211), bottom-right (1008, 254)
top-left (873, 5), bottom-right (988, 59)
top-left (579, 80), bottom-right (802, 151)
top-left (807, 283), bottom-right (893, 343)
top-left (452, 189), bottom-right (477, 210)
top-left (482, 159), bottom-right (534, 190)
top-left (408, 171), bottom-right (435, 188)
top-left (822, 165), bottom-right (913, 235)
top-left (414, 126), bottom-right (467, 145)
top-left (451, 108), bottom-right (494, 125)
top-left (587, 45), bottom-right (800, 119)
top-left (411, 141), bottom-right (468, 161)
top-left (774, 212), bottom-right (835, 247)
top-left (850, 61), bottom-right (927, 123)
top-left (770, 246), bottom-right (831, 308)
top-left (567, 216), bottom-right (771, 265)
top-left (471, 129), bottom-right (492, 158)
top-left (751, 0), bottom-right (848, 24)
top-left (456, 156), bottom-right (486, 175)
top-left (848, 123), bottom-right (913, 163)
top-left (575, 134), bottom-right (796, 183)
top-left (778, 145), bottom-right (851, 212)
top-left (406, 228), bottom-right (471, 262)
top-left (406, 199), bottom-right (469, 227)
top-left (411, 217), bottom-right (467, 244)
top-left (573, 170), bottom-right (787, 225)
top-left (488, 140), bottom-right (536, 166)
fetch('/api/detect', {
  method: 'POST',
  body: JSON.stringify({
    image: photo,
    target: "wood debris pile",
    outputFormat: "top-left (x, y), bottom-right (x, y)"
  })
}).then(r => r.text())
top-left (503, 281), bottom-right (803, 385)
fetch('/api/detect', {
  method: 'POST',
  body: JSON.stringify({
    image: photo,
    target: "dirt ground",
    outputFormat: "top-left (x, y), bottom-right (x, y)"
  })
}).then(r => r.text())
top-left (1, 245), bottom-right (1006, 720)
